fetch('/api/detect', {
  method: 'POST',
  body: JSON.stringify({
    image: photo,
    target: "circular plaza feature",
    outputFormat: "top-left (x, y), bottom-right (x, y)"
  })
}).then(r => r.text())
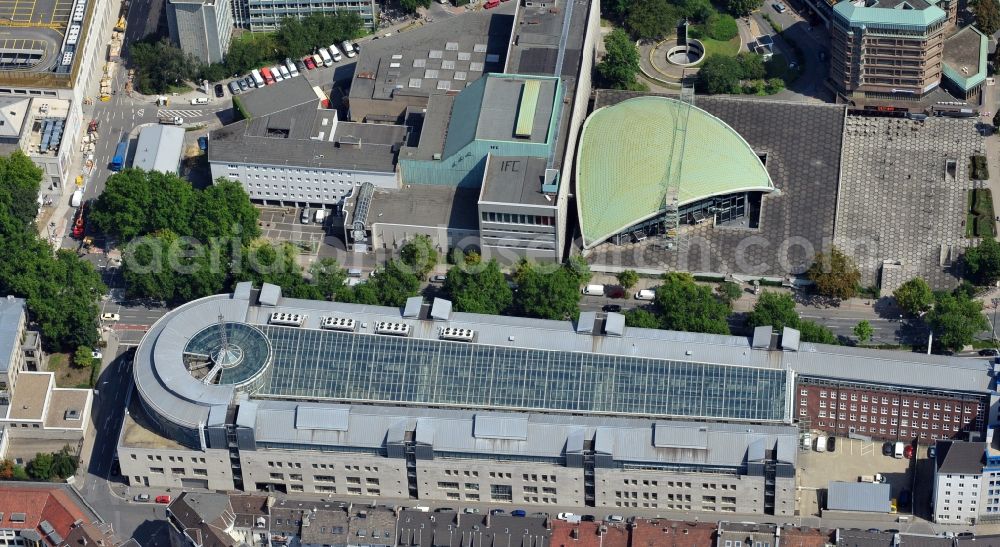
top-left (666, 39), bottom-right (706, 66)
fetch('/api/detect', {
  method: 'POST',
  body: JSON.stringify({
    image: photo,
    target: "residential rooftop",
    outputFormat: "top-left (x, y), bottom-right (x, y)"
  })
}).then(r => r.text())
top-left (6, 372), bottom-right (51, 421)
top-left (0, 296), bottom-right (25, 374)
top-left (936, 440), bottom-right (985, 474)
top-left (942, 26), bottom-right (988, 92)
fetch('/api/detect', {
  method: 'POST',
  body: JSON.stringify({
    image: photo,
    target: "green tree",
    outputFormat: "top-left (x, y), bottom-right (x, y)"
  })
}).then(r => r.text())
top-left (28, 453), bottom-right (53, 481)
top-left (747, 291), bottom-right (799, 331)
top-left (893, 277), bottom-right (934, 316)
top-left (12, 464), bottom-right (28, 480)
top-left (596, 29), bottom-right (641, 89)
top-left (444, 258), bottom-right (513, 315)
top-left (806, 247), bottom-right (861, 300)
top-left (718, 281), bottom-right (743, 302)
top-left (680, 0), bottom-right (714, 21)
top-left (368, 260), bottom-right (422, 307)
top-left (976, 0), bottom-right (1000, 37)
top-left (853, 320), bottom-right (874, 345)
top-left (0, 151), bottom-right (43, 227)
top-left (601, 0), bottom-right (630, 18)
top-left (225, 33), bottom-right (280, 74)
top-left (275, 17), bottom-right (312, 58)
top-left (625, 0), bottom-right (678, 39)
top-left (706, 13), bottom-right (739, 41)
top-left (764, 77), bottom-right (785, 94)
top-left (624, 308), bottom-right (661, 328)
top-left (189, 180), bottom-right (260, 244)
top-left (51, 446), bottom-right (78, 479)
top-left (0, 459), bottom-right (13, 480)
top-left (566, 255), bottom-right (593, 285)
top-left (309, 258), bottom-right (348, 300)
top-left (400, 235), bottom-right (439, 278)
top-left (965, 237), bottom-right (1000, 285)
top-left (617, 269), bottom-right (639, 292)
top-left (129, 39), bottom-right (196, 94)
top-left (514, 263), bottom-right (583, 320)
top-left (727, 0), bottom-right (762, 16)
top-left (90, 169), bottom-right (196, 242)
top-left (73, 346), bottom-right (96, 369)
top-left (696, 54), bottom-right (743, 94)
top-left (736, 51), bottom-right (766, 80)
top-left (799, 320), bottom-right (838, 344)
top-left (655, 272), bottom-right (731, 334)
top-left (927, 292), bottom-right (990, 352)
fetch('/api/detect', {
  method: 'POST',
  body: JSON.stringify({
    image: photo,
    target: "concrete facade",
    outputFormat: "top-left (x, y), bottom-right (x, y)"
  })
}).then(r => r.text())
top-left (210, 161), bottom-right (398, 208)
top-left (166, 0), bottom-right (233, 64)
top-left (241, 0), bottom-right (375, 31)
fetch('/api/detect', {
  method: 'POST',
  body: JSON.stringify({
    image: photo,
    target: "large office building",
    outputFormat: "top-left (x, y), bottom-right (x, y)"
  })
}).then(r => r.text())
top-left (231, 0), bottom-right (375, 31)
top-left (118, 282), bottom-right (999, 515)
top-left (166, 0), bottom-right (234, 64)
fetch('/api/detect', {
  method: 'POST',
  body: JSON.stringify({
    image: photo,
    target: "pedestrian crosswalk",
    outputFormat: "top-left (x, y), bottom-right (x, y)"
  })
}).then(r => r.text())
top-left (157, 109), bottom-right (209, 119)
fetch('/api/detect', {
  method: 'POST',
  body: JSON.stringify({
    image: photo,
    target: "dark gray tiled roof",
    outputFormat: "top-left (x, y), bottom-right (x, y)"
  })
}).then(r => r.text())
top-left (480, 155), bottom-right (553, 206)
top-left (936, 441), bottom-right (985, 474)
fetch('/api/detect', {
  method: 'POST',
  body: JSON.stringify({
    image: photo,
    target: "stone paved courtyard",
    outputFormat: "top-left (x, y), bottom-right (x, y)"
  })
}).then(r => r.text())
top-left (835, 116), bottom-right (985, 289)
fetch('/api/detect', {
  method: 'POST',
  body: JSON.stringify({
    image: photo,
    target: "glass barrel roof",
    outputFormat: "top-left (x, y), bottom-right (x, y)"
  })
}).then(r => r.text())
top-left (259, 325), bottom-right (788, 421)
top-left (183, 322), bottom-right (272, 386)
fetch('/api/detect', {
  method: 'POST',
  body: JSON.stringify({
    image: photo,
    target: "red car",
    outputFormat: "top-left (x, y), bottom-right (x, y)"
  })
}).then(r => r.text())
top-left (484, 0), bottom-right (499, 8)
top-left (903, 445), bottom-right (914, 459)
top-left (155, 495), bottom-right (171, 504)
top-left (303, 56), bottom-right (316, 70)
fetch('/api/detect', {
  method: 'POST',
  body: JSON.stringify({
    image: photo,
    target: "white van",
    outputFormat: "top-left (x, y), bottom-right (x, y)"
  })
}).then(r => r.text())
top-left (635, 289), bottom-right (655, 301)
top-left (191, 97), bottom-right (209, 105)
top-left (340, 41), bottom-right (356, 58)
top-left (251, 69), bottom-right (265, 87)
top-left (318, 48), bottom-right (333, 67)
top-left (894, 441), bottom-right (905, 458)
top-left (327, 44), bottom-right (343, 63)
top-left (271, 66), bottom-right (285, 82)
top-left (301, 208), bottom-right (311, 224)
top-left (277, 65), bottom-right (291, 80)
top-left (814, 436), bottom-right (827, 452)
top-left (312, 53), bottom-right (325, 68)
top-left (70, 189), bottom-right (83, 207)
top-left (582, 284), bottom-right (604, 296)
top-left (314, 209), bottom-right (327, 223)
top-left (285, 58), bottom-right (300, 77)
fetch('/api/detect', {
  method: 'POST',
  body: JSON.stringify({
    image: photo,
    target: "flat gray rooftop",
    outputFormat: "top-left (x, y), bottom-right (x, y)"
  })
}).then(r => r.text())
top-left (366, 184), bottom-right (480, 230)
top-left (476, 76), bottom-right (556, 143)
top-left (349, 10), bottom-right (514, 102)
top-left (208, 103), bottom-right (406, 172)
top-left (238, 74), bottom-right (319, 117)
top-left (836, 115), bottom-right (983, 289)
top-left (480, 155), bottom-right (553, 206)
top-left (587, 92), bottom-right (845, 279)
top-left (943, 26), bottom-right (984, 79)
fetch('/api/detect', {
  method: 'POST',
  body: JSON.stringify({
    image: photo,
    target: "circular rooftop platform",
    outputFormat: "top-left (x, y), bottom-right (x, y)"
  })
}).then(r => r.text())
top-left (183, 322), bottom-right (272, 387)
top-left (575, 96), bottom-right (775, 248)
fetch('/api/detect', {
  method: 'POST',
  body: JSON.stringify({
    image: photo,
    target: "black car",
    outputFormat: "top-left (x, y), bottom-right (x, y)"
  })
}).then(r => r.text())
top-left (214, 83), bottom-right (225, 97)
top-left (882, 441), bottom-right (894, 456)
top-left (979, 348), bottom-right (999, 356)
top-left (353, 42), bottom-right (362, 53)
top-left (295, 59), bottom-right (307, 72)
top-left (581, 515), bottom-right (596, 522)
top-left (827, 436), bottom-right (836, 451)
top-left (603, 304), bottom-right (622, 313)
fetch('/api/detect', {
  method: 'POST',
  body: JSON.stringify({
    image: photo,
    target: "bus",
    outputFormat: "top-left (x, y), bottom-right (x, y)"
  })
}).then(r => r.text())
top-left (260, 66), bottom-right (275, 85)
top-left (110, 141), bottom-right (127, 171)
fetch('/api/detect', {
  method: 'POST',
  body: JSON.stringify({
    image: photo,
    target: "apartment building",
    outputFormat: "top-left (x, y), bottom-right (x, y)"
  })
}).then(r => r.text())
top-left (166, 0), bottom-right (234, 64)
top-left (933, 441), bottom-right (985, 524)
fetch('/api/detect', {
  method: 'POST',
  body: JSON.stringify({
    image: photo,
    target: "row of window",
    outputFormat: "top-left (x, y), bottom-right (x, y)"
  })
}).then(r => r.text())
top-left (481, 212), bottom-right (555, 226)
top-left (139, 454), bottom-right (207, 464)
top-left (149, 467), bottom-right (208, 476)
top-left (812, 389), bottom-right (972, 412)
top-left (812, 422), bottom-right (950, 439)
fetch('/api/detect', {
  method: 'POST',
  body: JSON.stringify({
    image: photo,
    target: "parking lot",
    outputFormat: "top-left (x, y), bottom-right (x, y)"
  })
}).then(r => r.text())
top-left (798, 436), bottom-right (917, 518)
top-left (258, 206), bottom-right (329, 257)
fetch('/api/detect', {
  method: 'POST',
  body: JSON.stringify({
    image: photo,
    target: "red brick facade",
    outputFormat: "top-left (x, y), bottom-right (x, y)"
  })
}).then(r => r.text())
top-left (796, 379), bottom-right (986, 443)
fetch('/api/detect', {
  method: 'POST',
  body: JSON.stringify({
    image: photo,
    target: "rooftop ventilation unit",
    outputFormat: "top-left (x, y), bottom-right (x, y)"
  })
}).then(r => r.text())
top-left (320, 316), bottom-right (356, 332)
top-left (375, 321), bottom-right (411, 337)
top-left (439, 327), bottom-right (475, 342)
top-left (269, 312), bottom-right (305, 326)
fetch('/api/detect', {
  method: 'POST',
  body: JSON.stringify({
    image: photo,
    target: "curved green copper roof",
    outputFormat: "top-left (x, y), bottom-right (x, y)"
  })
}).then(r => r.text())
top-left (576, 96), bottom-right (774, 248)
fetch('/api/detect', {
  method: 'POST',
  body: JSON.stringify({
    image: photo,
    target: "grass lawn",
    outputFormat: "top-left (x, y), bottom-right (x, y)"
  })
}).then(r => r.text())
top-left (698, 35), bottom-right (740, 59)
top-left (48, 353), bottom-right (93, 389)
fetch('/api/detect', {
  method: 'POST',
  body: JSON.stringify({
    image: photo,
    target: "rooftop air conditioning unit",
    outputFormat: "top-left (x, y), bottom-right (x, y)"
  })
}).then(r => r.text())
top-left (374, 321), bottom-right (411, 337)
top-left (269, 312), bottom-right (305, 326)
top-left (439, 326), bottom-right (475, 342)
top-left (320, 316), bottom-right (356, 332)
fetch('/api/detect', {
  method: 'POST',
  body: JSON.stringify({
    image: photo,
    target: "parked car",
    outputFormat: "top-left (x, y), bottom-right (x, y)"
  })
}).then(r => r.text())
top-left (191, 97), bottom-right (209, 105)
top-left (602, 304), bottom-right (622, 313)
top-left (827, 436), bottom-right (836, 452)
top-left (607, 515), bottom-right (625, 523)
top-left (489, 509), bottom-right (505, 515)
top-left (606, 286), bottom-right (626, 299)
top-left (429, 274), bottom-right (447, 283)
top-left (773, 1), bottom-right (787, 11)
top-left (91, 350), bottom-right (102, 360)
top-left (928, 445), bottom-right (937, 459)
top-left (295, 59), bottom-right (307, 72)
top-left (236, 79), bottom-right (248, 92)
top-left (581, 515), bottom-right (596, 522)
top-left (904, 444), bottom-right (914, 459)
top-left (511, 510), bottom-right (527, 517)
top-left (214, 83), bottom-right (225, 97)
top-left (155, 495), bottom-right (171, 504)
top-left (134, 494), bottom-right (150, 502)
top-left (979, 348), bottom-right (999, 356)
top-left (243, 75), bottom-right (256, 89)
top-left (303, 56), bottom-right (316, 69)
top-left (227, 81), bottom-right (240, 95)
top-left (882, 441), bottom-right (894, 456)
top-left (198, 136), bottom-right (208, 151)
top-left (463, 508), bottom-right (480, 514)
top-left (435, 507), bottom-right (455, 513)
top-left (101, 313), bottom-right (120, 321)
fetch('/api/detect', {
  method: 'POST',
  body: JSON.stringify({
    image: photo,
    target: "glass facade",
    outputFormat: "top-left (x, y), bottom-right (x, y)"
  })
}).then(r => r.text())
top-left (183, 322), bottom-right (272, 390)
top-left (258, 325), bottom-right (788, 421)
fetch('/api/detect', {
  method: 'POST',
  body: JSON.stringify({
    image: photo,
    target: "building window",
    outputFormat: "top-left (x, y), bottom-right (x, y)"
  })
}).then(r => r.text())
top-left (491, 484), bottom-right (513, 502)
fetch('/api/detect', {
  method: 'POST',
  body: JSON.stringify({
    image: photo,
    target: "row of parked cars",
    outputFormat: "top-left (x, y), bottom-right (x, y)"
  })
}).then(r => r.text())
top-left (223, 42), bottom-right (359, 96)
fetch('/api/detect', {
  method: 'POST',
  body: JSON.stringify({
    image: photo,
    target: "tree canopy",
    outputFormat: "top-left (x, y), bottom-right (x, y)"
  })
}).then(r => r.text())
top-left (401, 0), bottom-right (432, 12)
top-left (927, 292), bottom-right (990, 352)
top-left (444, 256), bottom-right (513, 315)
top-left (893, 277), bottom-right (934, 316)
top-left (806, 247), bottom-right (861, 300)
top-left (964, 237), bottom-right (1000, 285)
top-left (400, 235), bottom-right (439, 278)
top-left (727, 0), bottom-right (762, 16)
top-left (596, 29), bottom-right (642, 90)
top-left (617, 270), bottom-right (639, 291)
top-left (697, 54), bottom-right (743, 94)
top-left (976, 0), bottom-right (1000, 37)
top-left (624, 308), bottom-right (660, 328)
top-left (747, 290), bottom-right (798, 332)
top-left (853, 320), bottom-right (874, 345)
top-left (625, 0), bottom-right (678, 39)
top-left (655, 272), bottom-right (731, 334)
top-left (512, 260), bottom-right (584, 320)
